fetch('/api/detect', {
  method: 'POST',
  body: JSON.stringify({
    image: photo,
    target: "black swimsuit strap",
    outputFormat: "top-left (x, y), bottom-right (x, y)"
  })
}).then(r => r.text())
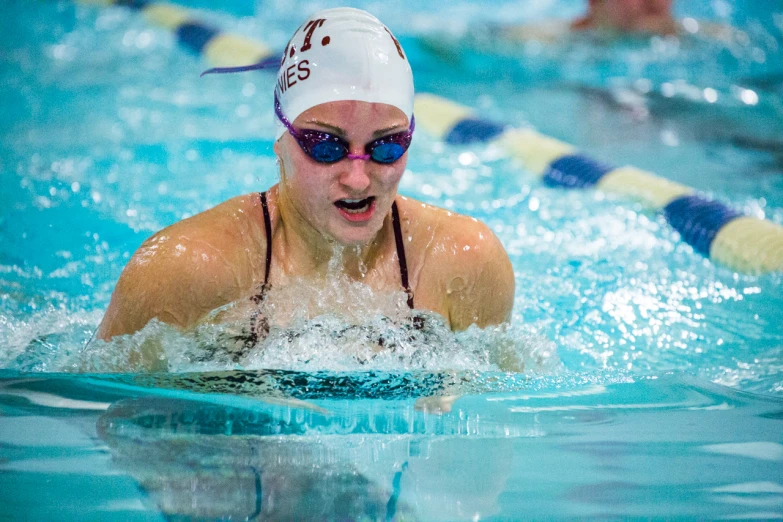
top-left (245, 192), bottom-right (272, 350)
top-left (391, 201), bottom-right (415, 309)
top-left (260, 191), bottom-right (272, 287)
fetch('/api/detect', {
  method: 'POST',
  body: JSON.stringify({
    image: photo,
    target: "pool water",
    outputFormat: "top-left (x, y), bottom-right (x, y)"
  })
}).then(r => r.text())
top-left (1, 0), bottom-right (783, 519)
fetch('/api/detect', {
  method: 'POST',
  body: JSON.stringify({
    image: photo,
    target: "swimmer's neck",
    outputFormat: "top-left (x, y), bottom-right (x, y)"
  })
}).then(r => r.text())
top-left (270, 185), bottom-right (392, 280)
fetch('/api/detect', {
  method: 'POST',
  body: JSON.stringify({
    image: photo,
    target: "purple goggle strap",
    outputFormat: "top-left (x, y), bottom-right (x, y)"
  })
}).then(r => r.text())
top-left (200, 56), bottom-right (280, 77)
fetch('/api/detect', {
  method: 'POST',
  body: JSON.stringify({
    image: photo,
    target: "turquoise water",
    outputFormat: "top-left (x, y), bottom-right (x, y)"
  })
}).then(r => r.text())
top-left (2, 0), bottom-right (783, 519)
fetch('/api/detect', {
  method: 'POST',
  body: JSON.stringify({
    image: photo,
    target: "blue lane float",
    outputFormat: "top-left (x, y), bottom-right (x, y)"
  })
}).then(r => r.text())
top-left (114, 0), bottom-right (149, 8)
top-left (444, 118), bottom-right (506, 145)
top-left (663, 195), bottom-right (743, 257)
top-left (176, 22), bottom-right (220, 54)
top-left (543, 154), bottom-right (613, 189)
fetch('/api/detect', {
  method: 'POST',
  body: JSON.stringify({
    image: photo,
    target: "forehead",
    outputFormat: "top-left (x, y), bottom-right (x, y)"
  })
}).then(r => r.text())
top-left (294, 100), bottom-right (408, 129)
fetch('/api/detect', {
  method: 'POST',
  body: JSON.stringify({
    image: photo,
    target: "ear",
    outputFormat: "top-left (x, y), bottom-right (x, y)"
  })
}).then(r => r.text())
top-left (274, 137), bottom-right (289, 181)
top-left (275, 144), bottom-right (288, 183)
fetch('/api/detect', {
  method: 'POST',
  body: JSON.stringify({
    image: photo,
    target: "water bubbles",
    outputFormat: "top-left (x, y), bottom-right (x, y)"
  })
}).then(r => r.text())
top-left (120, 29), bottom-right (156, 50)
top-left (458, 152), bottom-right (479, 166)
top-left (172, 91), bottom-right (189, 106)
top-left (241, 82), bottom-right (256, 97)
top-left (634, 78), bottom-right (653, 94)
top-left (660, 129), bottom-right (680, 147)
top-left (121, 30), bottom-right (135, 47)
top-left (682, 18), bottom-right (700, 34)
top-left (34, 195), bottom-right (52, 208)
top-left (738, 88), bottom-right (759, 105)
top-left (751, 48), bottom-right (766, 63)
top-left (712, 0), bottom-right (733, 19)
top-left (50, 44), bottom-right (76, 61)
top-left (135, 31), bottom-right (153, 49)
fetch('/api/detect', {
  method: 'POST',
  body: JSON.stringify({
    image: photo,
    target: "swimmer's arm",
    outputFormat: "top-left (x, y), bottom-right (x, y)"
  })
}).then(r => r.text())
top-left (443, 225), bottom-right (515, 332)
top-left (96, 232), bottom-right (248, 341)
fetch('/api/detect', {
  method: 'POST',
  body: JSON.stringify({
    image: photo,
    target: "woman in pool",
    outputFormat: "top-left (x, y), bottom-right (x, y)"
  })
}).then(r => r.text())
top-left (97, 8), bottom-right (514, 345)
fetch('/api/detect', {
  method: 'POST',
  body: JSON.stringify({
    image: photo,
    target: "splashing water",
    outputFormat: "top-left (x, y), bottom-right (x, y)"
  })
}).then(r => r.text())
top-left (69, 258), bottom-right (560, 376)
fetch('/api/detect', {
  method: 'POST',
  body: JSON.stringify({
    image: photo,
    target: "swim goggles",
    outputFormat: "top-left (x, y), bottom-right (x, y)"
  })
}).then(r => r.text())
top-left (274, 95), bottom-right (415, 165)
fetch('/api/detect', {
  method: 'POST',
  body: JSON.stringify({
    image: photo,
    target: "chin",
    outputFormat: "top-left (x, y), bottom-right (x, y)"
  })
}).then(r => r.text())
top-left (332, 227), bottom-right (378, 246)
top-left (330, 218), bottom-right (385, 246)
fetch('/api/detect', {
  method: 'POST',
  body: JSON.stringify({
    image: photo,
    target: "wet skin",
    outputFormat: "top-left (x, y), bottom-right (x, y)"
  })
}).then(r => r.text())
top-left (97, 101), bottom-right (515, 341)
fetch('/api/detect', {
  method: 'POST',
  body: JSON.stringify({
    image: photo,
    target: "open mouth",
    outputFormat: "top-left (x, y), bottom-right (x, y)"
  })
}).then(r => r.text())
top-left (334, 197), bottom-right (375, 214)
top-left (334, 196), bottom-right (376, 223)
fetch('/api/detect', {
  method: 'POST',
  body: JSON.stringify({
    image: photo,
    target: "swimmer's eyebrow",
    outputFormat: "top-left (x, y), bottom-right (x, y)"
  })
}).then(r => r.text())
top-left (371, 123), bottom-right (405, 138)
top-left (302, 120), bottom-right (406, 138)
top-left (304, 120), bottom-right (347, 136)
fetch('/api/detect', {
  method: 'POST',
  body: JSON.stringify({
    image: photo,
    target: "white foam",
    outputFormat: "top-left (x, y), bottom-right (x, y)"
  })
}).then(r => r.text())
top-left (73, 272), bottom-right (560, 375)
top-left (0, 305), bottom-right (103, 372)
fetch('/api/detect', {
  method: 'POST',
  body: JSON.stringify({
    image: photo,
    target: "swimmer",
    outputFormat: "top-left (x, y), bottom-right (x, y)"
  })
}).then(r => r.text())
top-left (495, 0), bottom-right (683, 44)
top-left (96, 9), bottom-right (514, 353)
top-left (421, 0), bottom-right (737, 63)
top-left (570, 0), bottom-right (678, 35)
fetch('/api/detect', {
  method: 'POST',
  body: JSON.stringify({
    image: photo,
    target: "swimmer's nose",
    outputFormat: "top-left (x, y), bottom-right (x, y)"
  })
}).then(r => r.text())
top-left (339, 154), bottom-right (372, 192)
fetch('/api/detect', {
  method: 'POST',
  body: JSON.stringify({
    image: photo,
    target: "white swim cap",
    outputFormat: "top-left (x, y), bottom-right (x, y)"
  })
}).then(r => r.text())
top-left (274, 8), bottom-right (414, 139)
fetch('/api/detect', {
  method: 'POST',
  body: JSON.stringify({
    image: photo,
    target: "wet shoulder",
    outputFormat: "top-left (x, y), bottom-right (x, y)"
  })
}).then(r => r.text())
top-left (146, 193), bottom-right (264, 253)
top-left (395, 197), bottom-right (514, 329)
top-left (395, 196), bottom-right (501, 260)
top-left (169, 193), bottom-right (265, 244)
top-left (127, 193), bottom-right (267, 287)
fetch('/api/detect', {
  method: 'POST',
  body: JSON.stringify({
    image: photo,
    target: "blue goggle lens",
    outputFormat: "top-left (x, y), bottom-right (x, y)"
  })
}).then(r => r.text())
top-left (370, 143), bottom-right (405, 164)
top-left (309, 141), bottom-right (346, 163)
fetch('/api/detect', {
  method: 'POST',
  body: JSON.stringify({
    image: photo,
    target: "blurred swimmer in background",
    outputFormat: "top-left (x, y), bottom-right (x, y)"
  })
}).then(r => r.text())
top-left (570, 0), bottom-right (677, 35)
top-left (421, 0), bottom-right (736, 55)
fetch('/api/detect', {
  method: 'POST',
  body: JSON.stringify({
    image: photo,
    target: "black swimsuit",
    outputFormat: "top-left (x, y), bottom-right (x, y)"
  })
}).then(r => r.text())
top-left (243, 192), bottom-right (416, 350)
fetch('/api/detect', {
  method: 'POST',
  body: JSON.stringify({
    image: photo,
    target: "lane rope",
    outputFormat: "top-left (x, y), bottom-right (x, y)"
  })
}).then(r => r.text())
top-left (414, 93), bottom-right (783, 274)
